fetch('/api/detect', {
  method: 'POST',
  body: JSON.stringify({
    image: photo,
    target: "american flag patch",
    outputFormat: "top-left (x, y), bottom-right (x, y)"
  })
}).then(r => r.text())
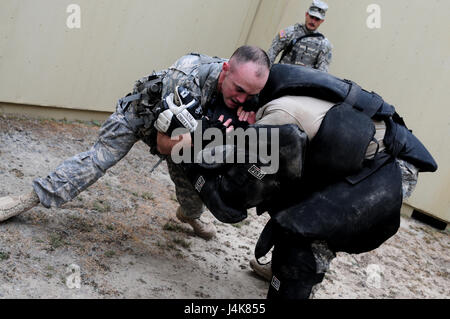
top-left (279, 29), bottom-right (286, 38)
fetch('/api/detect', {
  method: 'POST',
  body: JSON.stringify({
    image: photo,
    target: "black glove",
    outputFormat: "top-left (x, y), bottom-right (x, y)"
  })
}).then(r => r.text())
top-left (190, 117), bottom-right (230, 148)
top-left (241, 95), bottom-right (260, 112)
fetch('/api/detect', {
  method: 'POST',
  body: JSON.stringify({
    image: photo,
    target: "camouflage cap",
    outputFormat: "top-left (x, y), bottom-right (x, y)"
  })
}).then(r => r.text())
top-left (308, 0), bottom-right (328, 20)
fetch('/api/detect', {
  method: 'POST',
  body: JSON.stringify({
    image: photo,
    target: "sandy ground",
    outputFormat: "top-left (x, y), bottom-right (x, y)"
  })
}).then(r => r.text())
top-left (0, 114), bottom-right (449, 299)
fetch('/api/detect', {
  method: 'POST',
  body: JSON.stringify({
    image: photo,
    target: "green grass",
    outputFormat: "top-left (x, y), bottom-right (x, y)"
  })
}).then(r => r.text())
top-left (172, 237), bottom-right (191, 249)
top-left (104, 250), bottom-right (116, 258)
top-left (49, 233), bottom-right (66, 249)
top-left (231, 219), bottom-right (250, 228)
top-left (163, 222), bottom-right (187, 233)
top-left (0, 252), bottom-right (10, 261)
top-left (141, 192), bottom-right (154, 201)
top-left (92, 200), bottom-right (111, 213)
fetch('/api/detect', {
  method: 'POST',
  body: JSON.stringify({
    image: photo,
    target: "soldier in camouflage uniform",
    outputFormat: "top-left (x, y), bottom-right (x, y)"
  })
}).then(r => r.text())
top-left (0, 46), bottom-right (271, 241)
top-left (267, 0), bottom-right (332, 72)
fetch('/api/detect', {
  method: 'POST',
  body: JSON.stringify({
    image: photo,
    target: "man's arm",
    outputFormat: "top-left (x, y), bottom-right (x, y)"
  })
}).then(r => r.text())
top-left (162, 69), bottom-right (202, 101)
top-left (267, 27), bottom-right (293, 64)
top-left (156, 131), bottom-right (191, 155)
top-left (315, 39), bottom-right (332, 72)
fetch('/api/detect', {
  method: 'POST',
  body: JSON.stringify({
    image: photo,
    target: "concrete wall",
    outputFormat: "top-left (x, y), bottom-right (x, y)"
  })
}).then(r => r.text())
top-left (1, 0), bottom-right (448, 222)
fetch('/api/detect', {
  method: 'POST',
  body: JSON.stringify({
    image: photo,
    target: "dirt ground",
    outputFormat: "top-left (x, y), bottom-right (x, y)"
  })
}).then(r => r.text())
top-left (0, 114), bottom-right (449, 299)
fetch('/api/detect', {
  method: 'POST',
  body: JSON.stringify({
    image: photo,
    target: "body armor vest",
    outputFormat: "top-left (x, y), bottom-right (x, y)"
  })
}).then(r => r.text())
top-left (259, 64), bottom-right (438, 177)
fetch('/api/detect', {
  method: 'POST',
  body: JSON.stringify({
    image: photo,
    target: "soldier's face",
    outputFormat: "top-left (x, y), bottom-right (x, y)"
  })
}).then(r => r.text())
top-left (219, 61), bottom-right (268, 109)
top-left (305, 13), bottom-right (324, 31)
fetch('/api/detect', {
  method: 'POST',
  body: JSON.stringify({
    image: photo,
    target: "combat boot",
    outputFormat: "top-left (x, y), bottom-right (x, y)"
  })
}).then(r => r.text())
top-left (176, 207), bottom-right (216, 240)
top-left (0, 190), bottom-right (40, 222)
top-left (250, 259), bottom-right (272, 282)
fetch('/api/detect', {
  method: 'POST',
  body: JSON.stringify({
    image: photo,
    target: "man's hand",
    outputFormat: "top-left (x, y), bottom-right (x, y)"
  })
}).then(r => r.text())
top-left (218, 115), bottom-right (234, 133)
top-left (237, 106), bottom-right (256, 124)
top-left (157, 115), bottom-right (234, 156)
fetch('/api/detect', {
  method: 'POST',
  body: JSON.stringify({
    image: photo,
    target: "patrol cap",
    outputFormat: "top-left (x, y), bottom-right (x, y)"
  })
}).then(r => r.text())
top-left (308, 0), bottom-right (328, 20)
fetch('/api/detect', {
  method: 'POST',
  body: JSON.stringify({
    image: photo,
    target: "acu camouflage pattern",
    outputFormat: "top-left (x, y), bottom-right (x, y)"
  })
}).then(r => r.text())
top-left (396, 158), bottom-right (419, 199)
top-left (166, 158), bottom-right (205, 219)
top-left (267, 23), bottom-right (332, 72)
top-left (32, 53), bottom-right (224, 217)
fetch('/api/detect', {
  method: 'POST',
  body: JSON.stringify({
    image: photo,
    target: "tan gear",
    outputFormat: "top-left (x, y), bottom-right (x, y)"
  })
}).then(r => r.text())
top-left (175, 207), bottom-right (216, 240)
top-left (249, 259), bottom-right (272, 282)
top-left (0, 190), bottom-right (40, 222)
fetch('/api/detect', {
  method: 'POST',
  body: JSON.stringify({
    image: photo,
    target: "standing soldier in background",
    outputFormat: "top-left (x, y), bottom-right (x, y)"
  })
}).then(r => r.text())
top-left (267, 0), bottom-right (333, 72)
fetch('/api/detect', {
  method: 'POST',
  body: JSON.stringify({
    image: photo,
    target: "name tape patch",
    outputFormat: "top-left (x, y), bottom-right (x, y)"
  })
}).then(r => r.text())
top-left (195, 176), bottom-right (205, 192)
top-left (271, 276), bottom-right (281, 291)
top-left (248, 165), bottom-right (266, 180)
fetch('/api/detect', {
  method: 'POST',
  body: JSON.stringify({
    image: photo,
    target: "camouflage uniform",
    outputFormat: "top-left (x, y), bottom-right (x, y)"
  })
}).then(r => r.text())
top-left (32, 53), bottom-right (225, 219)
top-left (267, 23), bottom-right (332, 72)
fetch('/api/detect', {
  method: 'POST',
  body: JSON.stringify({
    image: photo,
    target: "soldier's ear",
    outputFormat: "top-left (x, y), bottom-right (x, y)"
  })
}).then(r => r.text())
top-left (222, 61), bottom-right (230, 73)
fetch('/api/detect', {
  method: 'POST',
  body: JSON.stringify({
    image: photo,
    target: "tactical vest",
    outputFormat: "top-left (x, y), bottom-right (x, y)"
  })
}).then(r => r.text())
top-left (117, 53), bottom-right (224, 153)
top-left (279, 33), bottom-right (325, 66)
top-left (259, 64), bottom-right (438, 181)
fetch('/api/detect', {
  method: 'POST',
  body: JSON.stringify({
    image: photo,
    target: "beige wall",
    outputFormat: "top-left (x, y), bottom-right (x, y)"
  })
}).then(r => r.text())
top-left (0, 0), bottom-right (260, 112)
top-left (1, 0), bottom-right (449, 222)
top-left (248, 0), bottom-right (450, 222)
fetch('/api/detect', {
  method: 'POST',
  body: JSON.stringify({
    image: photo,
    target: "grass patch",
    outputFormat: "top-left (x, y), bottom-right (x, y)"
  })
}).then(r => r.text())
top-left (90, 120), bottom-right (102, 127)
top-left (163, 222), bottom-right (187, 233)
top-left (231, 219), bottom-right (250, 229)
top-left (141, 192), bottom-right (154, 201)
top-left (49, 233), bottom-right (66, 250)
top-left (92, 200), bottom-right (111, 213)
top-left (172, 237), bottom-right (191, 249)
top-left (0, 252), bottom-right (10, 261)
top-left (68, 215), bottom-right (93, 232)
top-left (104, 250), bottom-right (116, 258)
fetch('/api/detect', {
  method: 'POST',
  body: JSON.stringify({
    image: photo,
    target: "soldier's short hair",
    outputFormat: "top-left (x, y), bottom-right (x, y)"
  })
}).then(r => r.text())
top-left (229, 45), bottom-right (270, 72)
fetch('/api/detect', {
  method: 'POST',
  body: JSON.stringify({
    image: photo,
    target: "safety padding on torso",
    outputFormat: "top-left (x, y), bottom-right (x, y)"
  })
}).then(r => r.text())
top-left (259, 64), bottom-right (437, 174)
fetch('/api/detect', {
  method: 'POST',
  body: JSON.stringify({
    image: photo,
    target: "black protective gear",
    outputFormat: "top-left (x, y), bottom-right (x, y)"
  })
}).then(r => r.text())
top-left (256, 159), bottom-right (402, 299)
top-left (307, 102), bottom-right (376, 178)
top-left (267, 240), bottom-right (325, 299)
top-left (256, 158), bottom-right (403, 259)
top-left (181, 124), bottom-right (307, 223)
top-left (259, 64), bottom-right (437, 173)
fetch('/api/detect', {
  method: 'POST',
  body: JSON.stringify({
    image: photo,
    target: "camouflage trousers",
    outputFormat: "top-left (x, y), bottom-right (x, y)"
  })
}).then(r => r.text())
top-left (32, 107), bottom-right (138, 208)
top-left (166, 158), bottom-right (205, 219)
top-left (32, 100), bottom-right (204, 219)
